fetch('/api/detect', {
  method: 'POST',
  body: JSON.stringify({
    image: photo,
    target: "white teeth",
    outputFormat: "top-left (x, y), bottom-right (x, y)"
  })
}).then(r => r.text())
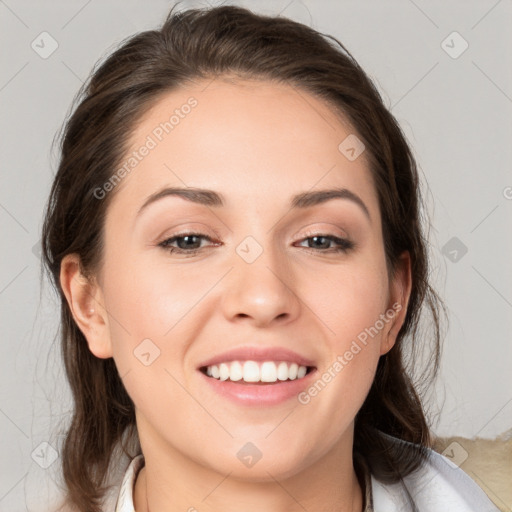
top-left (261, 361), bottom-right (277, 382)
top-left (277, 361), bottom-right (289, 381)
top-left (289, 363), bottom-right (299, 380)
top-left (219, 363), bottom-right (230, 381)
top-left (230, 361), bottom-right (243, 381)
top-left (204, 360), bottom-right (310, 383)
top-left (243, 361), bottom-right (260, 382)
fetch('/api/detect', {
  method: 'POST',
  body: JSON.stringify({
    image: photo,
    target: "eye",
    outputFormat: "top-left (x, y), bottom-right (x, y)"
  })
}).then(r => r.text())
top-left (158, 232), bottom-right (217, 256)
top-left (296, 234), bottom-right (354, 253)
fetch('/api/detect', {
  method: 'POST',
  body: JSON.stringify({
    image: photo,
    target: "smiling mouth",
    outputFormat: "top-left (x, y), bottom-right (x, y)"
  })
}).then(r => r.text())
top-left (199, 360), bottom-right (316, 384)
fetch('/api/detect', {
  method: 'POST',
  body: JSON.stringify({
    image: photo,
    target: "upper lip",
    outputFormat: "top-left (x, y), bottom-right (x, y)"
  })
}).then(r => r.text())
top-left (198, 346), bottom-right (316, 369)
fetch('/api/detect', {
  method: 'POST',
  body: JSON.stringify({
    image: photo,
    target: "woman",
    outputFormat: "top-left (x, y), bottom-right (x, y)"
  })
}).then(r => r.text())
top-left (42, 4), bottom-right (500, 511)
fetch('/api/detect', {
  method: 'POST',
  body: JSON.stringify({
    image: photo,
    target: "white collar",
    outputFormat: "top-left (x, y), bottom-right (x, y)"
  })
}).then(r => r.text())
top-left (115, 454), bottom-right (144, 512)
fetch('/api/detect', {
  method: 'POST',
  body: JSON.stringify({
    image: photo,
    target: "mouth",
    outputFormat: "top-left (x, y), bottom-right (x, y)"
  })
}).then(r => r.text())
top-left (199, 360), bottom-right (316, 385)
top-left (196, 346), bottom-right (317, 405)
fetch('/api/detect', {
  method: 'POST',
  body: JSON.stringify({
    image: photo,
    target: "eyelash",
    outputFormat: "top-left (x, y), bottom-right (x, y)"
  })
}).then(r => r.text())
top-left (158, 232), bottom-right (355, 257)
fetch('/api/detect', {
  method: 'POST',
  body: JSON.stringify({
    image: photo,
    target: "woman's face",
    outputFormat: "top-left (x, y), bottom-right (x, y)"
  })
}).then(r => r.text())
top-left (66, 77), bottom-right (409, 480)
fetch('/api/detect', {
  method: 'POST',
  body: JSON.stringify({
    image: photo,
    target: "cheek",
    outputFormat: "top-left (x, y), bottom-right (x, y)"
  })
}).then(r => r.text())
top-left (100, 253), bottom-right (228, 390)
top-left (299, 256), bottom-right (388, 404)
top-left (303, 255), bottom-right (389, 343)
top-left (297, 270), bottom-right (387, 446)
top-left (99, 260), bottom-right (195, 419)
top-left (101, 252), bottom-right (201, 336)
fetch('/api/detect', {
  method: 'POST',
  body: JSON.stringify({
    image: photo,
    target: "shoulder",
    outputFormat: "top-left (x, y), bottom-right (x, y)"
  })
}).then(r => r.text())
top-left (371, 443), bottom-right (500, 511)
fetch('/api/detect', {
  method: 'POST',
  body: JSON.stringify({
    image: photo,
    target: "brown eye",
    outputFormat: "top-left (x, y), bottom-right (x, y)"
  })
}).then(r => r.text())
top-left (296, 234), bottom-right (354, 253)
top-left (159, 232), bottom-right (216, 256)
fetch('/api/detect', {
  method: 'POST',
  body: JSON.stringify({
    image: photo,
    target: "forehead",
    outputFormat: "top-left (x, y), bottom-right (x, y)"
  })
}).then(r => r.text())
top-left (109, 77), bottom-right (379, 219)
top-left (133, 76), bottom-right (356, 149)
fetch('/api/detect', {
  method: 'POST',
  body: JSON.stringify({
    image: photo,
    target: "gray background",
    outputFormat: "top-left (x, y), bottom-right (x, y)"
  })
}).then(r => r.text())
top-left (0, 0), bottom-right (511, 510)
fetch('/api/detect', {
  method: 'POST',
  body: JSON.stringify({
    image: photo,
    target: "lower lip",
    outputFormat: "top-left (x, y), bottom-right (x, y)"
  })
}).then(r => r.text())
top-left (198, 368), bottom-right (317, 406)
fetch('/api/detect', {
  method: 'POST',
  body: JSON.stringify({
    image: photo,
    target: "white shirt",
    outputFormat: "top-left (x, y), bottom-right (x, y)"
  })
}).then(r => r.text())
top-left (113, 448), bottom-right (500, 511)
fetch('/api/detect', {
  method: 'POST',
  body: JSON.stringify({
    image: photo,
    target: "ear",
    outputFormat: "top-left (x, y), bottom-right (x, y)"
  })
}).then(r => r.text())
top-left (59, 254), bottom-right (113, 359)
top-left (380, 251), bottom-right (412, 355)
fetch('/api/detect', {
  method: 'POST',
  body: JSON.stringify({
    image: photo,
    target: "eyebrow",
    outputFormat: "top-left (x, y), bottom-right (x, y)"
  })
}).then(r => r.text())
top-left (137, 186), bottom-right (371, 221)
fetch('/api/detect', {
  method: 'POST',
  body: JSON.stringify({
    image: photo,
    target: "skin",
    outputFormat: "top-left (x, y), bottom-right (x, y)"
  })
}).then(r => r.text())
top-left (60, 77), bottom-right (411, 512)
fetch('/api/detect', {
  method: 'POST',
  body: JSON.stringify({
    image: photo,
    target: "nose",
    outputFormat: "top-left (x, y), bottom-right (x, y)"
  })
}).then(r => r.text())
top-left (221, 243), bottom-right (301, 328)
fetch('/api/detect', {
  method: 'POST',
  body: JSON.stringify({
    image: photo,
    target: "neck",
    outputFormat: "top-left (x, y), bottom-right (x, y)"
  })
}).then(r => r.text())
top-left (133, 428), bottom-right (362, 512)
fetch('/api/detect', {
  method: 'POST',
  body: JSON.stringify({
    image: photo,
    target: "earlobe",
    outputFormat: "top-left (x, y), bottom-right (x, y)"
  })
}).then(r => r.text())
top-left (59, 254), bottom-right (113, 359)
top-left (380, 251), bottom-right (412, 355)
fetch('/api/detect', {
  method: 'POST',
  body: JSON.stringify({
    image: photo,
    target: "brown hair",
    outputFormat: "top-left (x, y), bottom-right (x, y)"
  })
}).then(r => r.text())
top-left (42, 4), bottom-right (445, 511)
